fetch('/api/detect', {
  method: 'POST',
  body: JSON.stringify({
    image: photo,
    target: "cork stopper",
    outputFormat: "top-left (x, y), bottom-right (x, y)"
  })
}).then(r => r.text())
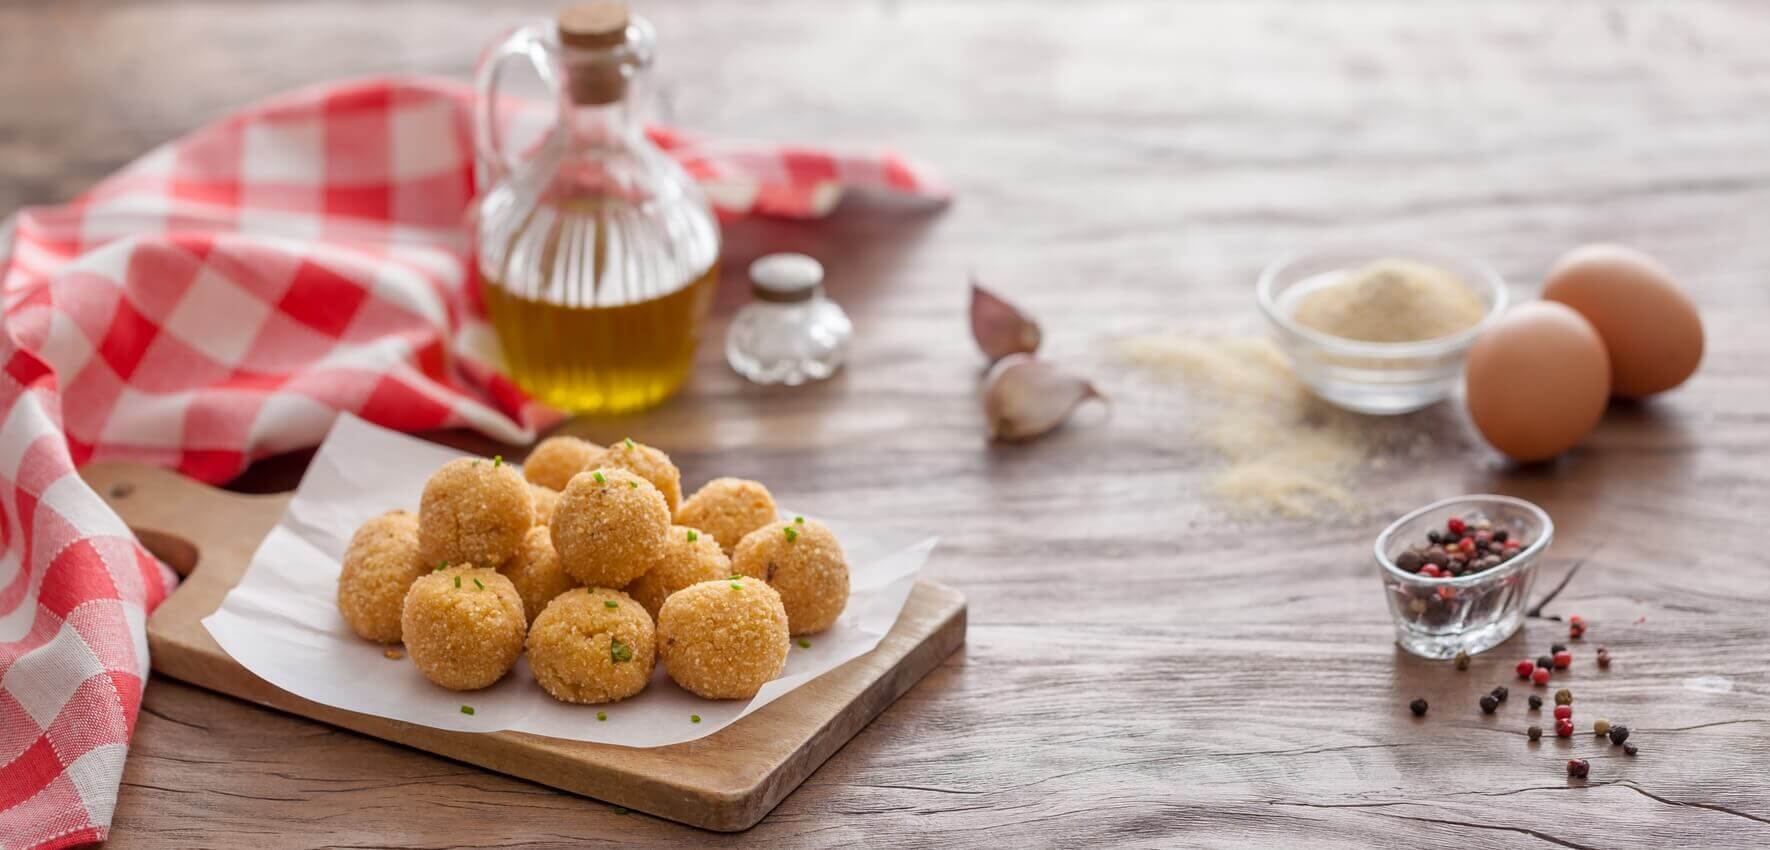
top-left (558, 2), bottom-right (629, 49)
top-left (556, 2), bottom-right (638, 105)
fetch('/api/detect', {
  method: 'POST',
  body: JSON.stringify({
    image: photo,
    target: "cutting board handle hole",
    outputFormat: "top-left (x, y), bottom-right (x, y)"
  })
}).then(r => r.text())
top-left (131, 527), bottom-right (200, 578)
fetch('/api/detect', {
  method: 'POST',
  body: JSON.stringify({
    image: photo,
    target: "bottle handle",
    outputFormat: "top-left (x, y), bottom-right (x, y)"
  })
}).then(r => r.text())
top-left (473, 22), bottom-right (569, 186)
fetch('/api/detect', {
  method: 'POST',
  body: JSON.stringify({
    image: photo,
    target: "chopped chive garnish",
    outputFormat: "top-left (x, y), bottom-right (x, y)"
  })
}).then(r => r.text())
top-left (612, 806), bottom-right (628, 815)
top-left (435, 560), bottom-right (448, 572)
top-left (795, 516), bottom-right (804, 525)
top-left (730, 581), bottom-right (742, 589)
top-left (473, 578), bottom-right (485, 590)
top-left (687, 530), bottom-right (698, 542)
top-left (460, 705), bottom-right (475, 715)
top-left (690, 714), bottom-right (701, 724)
top-left (597, 711), bottom-right (608, 721)
top-left (493, 455), bottom-right (503, 467)
top-left (610, 638), bottom-right (633, 663)
top-left (593, 471), bottom-right (606, 484)
top-left (629, 480), bottom-right (638, 489)
top-left (625, 438), bottom-right (635, 449)
top-left (784, 527), bottom-right (799, 543)
top-left (797, 638), bottom-right (811, 649)
top-left (587, 587), bottom-right (594, 594)
top-left (604, 599), bottom-right (618, 609)
top-left (454, 575), bottom-right (461, 588)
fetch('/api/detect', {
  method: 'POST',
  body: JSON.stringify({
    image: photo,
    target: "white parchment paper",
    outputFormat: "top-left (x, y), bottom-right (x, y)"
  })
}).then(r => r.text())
top-left (203, 414), bottom-right (936, 747)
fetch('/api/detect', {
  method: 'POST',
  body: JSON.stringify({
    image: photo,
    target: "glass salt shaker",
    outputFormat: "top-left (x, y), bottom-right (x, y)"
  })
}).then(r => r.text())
top-left (726, 253), bottom-right (852, 385)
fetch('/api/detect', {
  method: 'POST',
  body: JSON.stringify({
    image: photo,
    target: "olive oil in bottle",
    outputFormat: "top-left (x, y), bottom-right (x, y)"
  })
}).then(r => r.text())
top-left (472, 3), bottom-right (720, 414)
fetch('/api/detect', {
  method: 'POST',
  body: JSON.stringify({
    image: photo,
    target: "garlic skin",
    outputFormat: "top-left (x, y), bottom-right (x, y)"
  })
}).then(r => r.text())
top-left (983, 354), bottom-right (1105, 442)
top-left (970, 281), bottom-right (1042, 363)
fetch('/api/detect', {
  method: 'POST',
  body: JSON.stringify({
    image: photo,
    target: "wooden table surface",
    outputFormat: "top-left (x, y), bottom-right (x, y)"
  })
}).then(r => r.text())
top-left (7, 1), bottom-right (1770, 847)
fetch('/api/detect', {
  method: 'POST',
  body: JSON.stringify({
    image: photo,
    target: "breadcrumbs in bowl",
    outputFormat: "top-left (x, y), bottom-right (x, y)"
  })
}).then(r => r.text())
top-left (527, 588), bottom-right (656, 705)
top-left (658, 578), bottom-right (789, 699)
top-left (400, 565), bottom-right (526, 691)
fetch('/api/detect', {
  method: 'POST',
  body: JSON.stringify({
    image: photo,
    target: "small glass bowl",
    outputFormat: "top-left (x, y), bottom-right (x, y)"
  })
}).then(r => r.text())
top-left (1375, 495), bottom-right (1553, 660)
top-left (1256, 242), bottom-right (1507, 414)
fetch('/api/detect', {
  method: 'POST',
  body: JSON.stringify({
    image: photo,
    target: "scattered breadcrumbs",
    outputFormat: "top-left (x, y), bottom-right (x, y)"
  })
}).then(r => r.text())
top-left (383, 648), bottom-right (405, 660)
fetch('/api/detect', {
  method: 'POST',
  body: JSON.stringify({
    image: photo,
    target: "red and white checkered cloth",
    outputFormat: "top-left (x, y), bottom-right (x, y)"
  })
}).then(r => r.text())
top-left (0, 74), bottom-right (944, 849)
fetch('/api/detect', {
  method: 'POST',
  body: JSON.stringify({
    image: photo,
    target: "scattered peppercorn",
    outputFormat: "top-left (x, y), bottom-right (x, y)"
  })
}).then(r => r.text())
top-left (1479, 694), bottom-right (1499, 714)
top-left (1567, 758), bottom-right (1589, 779)
top-left (1608, 725), bottom-right (1630, 745)
top-left (1556, 718), bottom-right (1575, 737)
top-left (1455, 650), bottom-right (1471, 670)
top-left (1555, 688), bottom-right (1573, 706)
top-left (1597, 647), bottom-right (1611, 669)
top-left (1553, 650), bottom-right (1572, 669)
top-left (1551, 643), bottom-right (1567, 654)
top-left (1410, 698), bottom-right (1429, 717)
top-left (1537, 655), bottom-right (1554, 670)
top-left (1624, 743), bottom-right (1638, 756)
top-left (1532, 667), bottom-right (1551, 686)
top-left (1594, 718), bottom-right (1611, 736)
top-left (1515, 660), bottom-right (1535, 679)
top-left (1569, 616), bottom-right (1586, 640)
top-left (1554, 704), bottom-right (1573, 720)
top-left (1491, 686), bottom-right (1509, 703)
top-left (1528, 694), bottom-right (1543, 710)
top-left (1527, 725), bottom-right (1542, 741)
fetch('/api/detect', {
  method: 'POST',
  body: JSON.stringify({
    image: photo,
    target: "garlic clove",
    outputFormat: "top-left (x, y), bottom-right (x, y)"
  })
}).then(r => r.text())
top-left (970, 280), bottom-right (1042, 363)
top-left (983, 354), bottom-right (1106, 442)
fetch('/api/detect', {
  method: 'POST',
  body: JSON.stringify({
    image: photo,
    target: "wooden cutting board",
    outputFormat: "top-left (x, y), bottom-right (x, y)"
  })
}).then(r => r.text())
top-left (79, 460), bottom-right (966, 832)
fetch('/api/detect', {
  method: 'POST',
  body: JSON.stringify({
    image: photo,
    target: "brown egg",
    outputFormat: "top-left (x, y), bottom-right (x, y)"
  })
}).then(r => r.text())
top-left (1465, 302), bottom-right (1610, 462)
top-left (1541, 244), bottom-right (1703, 398)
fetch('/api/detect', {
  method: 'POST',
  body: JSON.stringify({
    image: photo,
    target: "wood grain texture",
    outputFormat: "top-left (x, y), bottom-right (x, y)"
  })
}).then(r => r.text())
top-left (6, 0), bottom-right (1770, 847)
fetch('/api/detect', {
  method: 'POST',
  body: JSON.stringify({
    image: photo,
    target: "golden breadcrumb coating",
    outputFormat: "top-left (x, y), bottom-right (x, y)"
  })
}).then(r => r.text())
top-left (731, 518), bottom-right (850, 635)
top-left (658, 578), bottom-right (789, 699)
top-left (596, 439), bottom-right (683, 513)
top-left (674, 478), bottom-right (777, 555)
top-left (523, 436), bottom-right (601, 491)
top-left (526, 588), bottom-right (656, 704)
top-left (400, 565), bottom-right (525, 691)
top-left (628, 526), bottom-right (731, 621)
top-left (500, 526), bottom-right (578, 625)
top-left (550, 467), bottom-right (671, 588)
top-left (418, 457), bottom-right (533, 569)
top-left (337, 510), bottom-right (426, 643)
top-left (529, 483), bottom-right (559, 527)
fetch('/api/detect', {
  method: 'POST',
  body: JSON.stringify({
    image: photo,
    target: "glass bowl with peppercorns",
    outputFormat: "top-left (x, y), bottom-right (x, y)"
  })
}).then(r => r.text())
top-left (1375, 494), bottom-right (1553, 660)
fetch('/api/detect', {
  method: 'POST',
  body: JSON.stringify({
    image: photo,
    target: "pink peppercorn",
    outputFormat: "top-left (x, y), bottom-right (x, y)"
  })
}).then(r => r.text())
top-left (1516, 660), bottom-right (1536, 679)
top-left (1447, 517), bottom-right (1466, 535)
top-left (1556, 718), bottom-right (1575, 737)
top-left (1554, 704), bottom-right (1572, 720)
top-left (1553, 650), bottom-right (1572, 669)
top-left (1531, 667), bottom-right (1551, 686)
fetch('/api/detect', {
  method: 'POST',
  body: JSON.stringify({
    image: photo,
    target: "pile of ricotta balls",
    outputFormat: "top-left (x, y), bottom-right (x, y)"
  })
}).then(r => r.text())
top-left (334, 435), bottom-right (850, 705)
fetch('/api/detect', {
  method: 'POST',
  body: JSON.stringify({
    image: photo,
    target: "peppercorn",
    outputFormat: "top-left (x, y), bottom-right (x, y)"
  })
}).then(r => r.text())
top-left (1454, 650), bottom-right (1470, 671)
top-left (1554, 704), bottom-right (1573, 720)
top-left (1398, 551), bottom-right (1423, 572)
top-left (1569, 617), bottom-right (1586, 640)
top-left (1527, 725), bottom-right (1542, 741)
top-left (1515, 660), bottom-right (1535, 679)
top-left (1553, 650), bottom-right (1572, 669)
top-left (1531, 667), bottom-right (1551, 686)
top-left (1624, 743), bottom-right (1638, 756)
top-left (1608, 725), bottom-right (1630, 745)
top-left (1594, 718), bottom-right (1611, 736)
top-left (1493, 529), bottom-right (1509, 543)
top-left (1447, 517), bottom-right (1466, 535)
top-left (1479, 694), bottom-right (1499, 714)
top-left (1491, 686), bottom-right (1509, 703)
top-left (1527, 694), bottom-right (1543, 710)
top-left (1551, 643), bottom-right (1567, 654)
top-left (1427, 530), bottom-right (1443, 544)
top-left (1555, 688), bottom-right (1573, 706)
top-left (1556, 718), bottom-right (1574, 737)
top-left (1567, 758), bottom-right (1590, 779)
top-left (1597, 647), bottom-right (1611, 669)
top-left (1537, 654), bottom-right (1554, 670)
top-left (1409, 697), bottom-right (1428, 717)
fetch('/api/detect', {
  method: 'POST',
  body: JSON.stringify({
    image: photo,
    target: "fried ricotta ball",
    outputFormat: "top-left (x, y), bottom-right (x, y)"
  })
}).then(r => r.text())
top-left (731, 518), bottom-right (850, 635)
top-left (523, 435), bottom-right (601, 491)
top-left (400, 565), bottom-right (526, 691)
top-left (526, 588), bottom-right (656, 704)
top-left (674, 478), bottom-right (778, 555)
top-left (596, 438), bottom-right (682, 513)
top-left (500, 526), bottom-right (578, 625)
top-left (550, 468), bottom-right (671, 588)
top-left (529, 483), bottom-right (559, 527)
top-left (336, 510), bottom-right (427, 643)
top-left (659, 578), bottom-right (789, 699)
top-left (627, 526), bottom-right (731, 621)
top-left (418, 457), bottom-right (533, 569)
